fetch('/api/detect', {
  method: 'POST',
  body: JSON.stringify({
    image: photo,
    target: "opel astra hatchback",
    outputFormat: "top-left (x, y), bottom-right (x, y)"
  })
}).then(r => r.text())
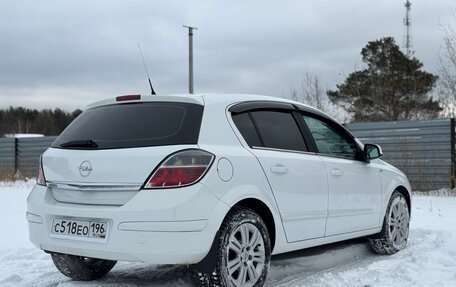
top-left (27, 94), bottom-right (411, 287)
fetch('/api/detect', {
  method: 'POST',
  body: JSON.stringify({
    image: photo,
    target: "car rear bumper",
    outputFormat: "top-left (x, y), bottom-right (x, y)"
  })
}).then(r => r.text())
top-left (26, 183), bottom-right (230, 264)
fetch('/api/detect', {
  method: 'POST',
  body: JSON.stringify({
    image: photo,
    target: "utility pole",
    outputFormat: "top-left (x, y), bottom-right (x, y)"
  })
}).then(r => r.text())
top-left (183, 25), bottom-right (197, 94)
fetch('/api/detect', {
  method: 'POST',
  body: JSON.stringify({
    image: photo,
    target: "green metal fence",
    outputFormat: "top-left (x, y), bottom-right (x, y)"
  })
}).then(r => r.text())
top-left (346, 119), bottom-right (454, 191)
top-left (0, 136), bottom-right (56, 177)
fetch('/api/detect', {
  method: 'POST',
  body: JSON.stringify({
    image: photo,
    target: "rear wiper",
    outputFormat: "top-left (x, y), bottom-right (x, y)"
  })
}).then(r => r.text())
top-left (60, 139), bottom-right (98, 149)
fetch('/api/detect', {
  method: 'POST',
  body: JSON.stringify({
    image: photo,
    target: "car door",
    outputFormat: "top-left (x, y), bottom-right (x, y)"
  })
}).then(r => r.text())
top-left (301, 114), bottom-right (382, 236)
top-left (231, 108), bottom-right (328, 242)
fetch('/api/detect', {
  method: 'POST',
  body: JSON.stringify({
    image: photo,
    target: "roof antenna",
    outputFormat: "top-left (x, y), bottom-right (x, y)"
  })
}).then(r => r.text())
top-left (137, 43), bottom-right (156, 95)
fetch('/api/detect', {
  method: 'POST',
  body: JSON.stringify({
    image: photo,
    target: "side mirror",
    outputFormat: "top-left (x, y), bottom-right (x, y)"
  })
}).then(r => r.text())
top-left (364, 144), bottom-right (383, 160)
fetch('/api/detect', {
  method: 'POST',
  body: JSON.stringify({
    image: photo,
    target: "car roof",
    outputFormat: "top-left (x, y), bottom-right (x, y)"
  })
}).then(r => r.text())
top-left (84, 93), bottom-right (335, 121)
top-left (85, 94), bottom-right (205, 110)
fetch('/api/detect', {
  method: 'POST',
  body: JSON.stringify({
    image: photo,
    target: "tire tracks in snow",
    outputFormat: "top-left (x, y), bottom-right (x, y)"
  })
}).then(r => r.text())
top-left (269, 228), bottom-right (449, 287)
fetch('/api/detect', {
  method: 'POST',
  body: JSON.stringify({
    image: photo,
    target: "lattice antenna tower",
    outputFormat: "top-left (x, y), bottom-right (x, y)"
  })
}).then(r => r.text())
top-left (403, 0), bottom-right (413, 57)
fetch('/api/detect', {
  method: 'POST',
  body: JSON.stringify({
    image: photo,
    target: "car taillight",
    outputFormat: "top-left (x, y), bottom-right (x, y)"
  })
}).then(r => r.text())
top-left (37, 156), bottom-right (46, 186)
top-left (144, 149), bottom-right (214, 189)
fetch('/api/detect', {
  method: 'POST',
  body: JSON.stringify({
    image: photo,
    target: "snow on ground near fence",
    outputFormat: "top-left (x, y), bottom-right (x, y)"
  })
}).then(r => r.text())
top-left (0, 181), bottom-right (455, 287)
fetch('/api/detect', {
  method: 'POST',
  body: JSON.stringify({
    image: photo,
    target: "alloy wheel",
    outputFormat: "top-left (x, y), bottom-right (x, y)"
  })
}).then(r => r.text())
top-left (226, 222), bottom-right (266, 287)
top-left (388, 197), bottom-right (409, 250)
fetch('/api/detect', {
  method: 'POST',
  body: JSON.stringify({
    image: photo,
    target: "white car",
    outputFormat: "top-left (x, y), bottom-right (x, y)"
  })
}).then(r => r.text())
top-left (27, 94), bottom-right (411, 287)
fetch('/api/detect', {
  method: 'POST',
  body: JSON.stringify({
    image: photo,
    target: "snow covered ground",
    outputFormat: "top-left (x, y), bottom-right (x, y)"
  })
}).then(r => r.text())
top-left (1, 181), bottom-right (455, 287)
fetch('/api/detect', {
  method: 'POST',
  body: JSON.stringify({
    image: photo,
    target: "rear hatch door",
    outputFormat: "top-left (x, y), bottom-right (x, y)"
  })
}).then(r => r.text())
top-left (42, 100), bottom-right (204, 205)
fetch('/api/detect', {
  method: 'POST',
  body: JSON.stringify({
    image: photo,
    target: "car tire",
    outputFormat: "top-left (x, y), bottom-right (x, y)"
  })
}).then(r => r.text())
top-left (369, 191), bottom-right (410, 255)
top-left (194, 207), bottom-right (271, 287)
top-left (51, 253), bottom-right (117, 281)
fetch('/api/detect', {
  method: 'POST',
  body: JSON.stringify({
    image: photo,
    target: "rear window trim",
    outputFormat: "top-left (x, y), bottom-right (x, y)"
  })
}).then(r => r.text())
top-left (251, 145), bottom-right (319, 156)
top-left (229, 101), bottom-right (295, 114)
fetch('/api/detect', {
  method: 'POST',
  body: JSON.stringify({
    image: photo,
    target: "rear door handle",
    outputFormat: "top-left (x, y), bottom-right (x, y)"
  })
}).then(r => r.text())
top-left (270, 165), bottom-right (289, 174)
top-left (330, 168), bottom-right (344, 176)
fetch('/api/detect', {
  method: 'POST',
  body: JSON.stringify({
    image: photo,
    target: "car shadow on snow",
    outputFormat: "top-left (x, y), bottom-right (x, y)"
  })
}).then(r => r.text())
top-left (55, 238), bottom-right (374, 287)
top-left (268, 238), bottom-right (373, 286)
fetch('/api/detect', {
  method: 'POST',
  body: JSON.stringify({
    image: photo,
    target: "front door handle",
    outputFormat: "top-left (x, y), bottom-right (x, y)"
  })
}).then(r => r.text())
top-left (270, 165), bottom-right (289, 175)
top-left (330, 168), bottom-right (344, 177)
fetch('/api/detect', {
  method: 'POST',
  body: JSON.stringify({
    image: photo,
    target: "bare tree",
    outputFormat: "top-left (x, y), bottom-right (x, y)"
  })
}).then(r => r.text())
top-left (291, 70), bottom-right (328, 111)
top-left (438, 18), bottom-right (456, 117)
top-left (290, 69), bottom-right (348, 122)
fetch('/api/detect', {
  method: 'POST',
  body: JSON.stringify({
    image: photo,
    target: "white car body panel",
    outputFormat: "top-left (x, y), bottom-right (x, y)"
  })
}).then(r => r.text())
top-left (321, 156), bottom-right (383, 236)
top-left (251, 148), bottom-right (328, 242)
top-left (27, 93), bottom-right (412, 266)
top-left (27, 181), bottom-right (231, 264)
top-left (377, 159), bottom-right (412, 217)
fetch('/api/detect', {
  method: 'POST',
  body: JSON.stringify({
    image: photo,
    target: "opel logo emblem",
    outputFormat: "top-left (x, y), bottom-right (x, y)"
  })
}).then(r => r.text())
top-left (79, 161), bottom-right (93, 177)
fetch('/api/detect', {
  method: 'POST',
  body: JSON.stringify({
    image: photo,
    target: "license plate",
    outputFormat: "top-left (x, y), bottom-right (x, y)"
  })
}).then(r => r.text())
top-left (51, 218), bottom-right (109, 242)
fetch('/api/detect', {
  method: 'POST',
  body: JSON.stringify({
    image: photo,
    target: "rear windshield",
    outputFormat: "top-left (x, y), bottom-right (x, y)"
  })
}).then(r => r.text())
top-left (52, 102), bottom-right (203, 149)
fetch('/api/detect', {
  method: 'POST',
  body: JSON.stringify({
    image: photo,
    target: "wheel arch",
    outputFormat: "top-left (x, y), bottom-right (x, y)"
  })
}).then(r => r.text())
top-left (193, 196), bottom-right (278, 273)
top-left (394, 185), bottom-right (411, 215)
top-left (231, 198), bottom-right (276, 252)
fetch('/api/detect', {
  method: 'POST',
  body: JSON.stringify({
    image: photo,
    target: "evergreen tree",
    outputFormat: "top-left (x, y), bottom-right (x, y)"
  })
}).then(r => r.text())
top-left (328, 37), bottom-right (441, 122)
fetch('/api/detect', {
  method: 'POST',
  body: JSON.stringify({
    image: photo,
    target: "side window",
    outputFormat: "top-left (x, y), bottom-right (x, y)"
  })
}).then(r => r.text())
top-left (232, 113), bottom-right (262, 147)
top-left (251, 111), bottom-right (307, 152)
top-left (303, 115), bottom-right (358, 159)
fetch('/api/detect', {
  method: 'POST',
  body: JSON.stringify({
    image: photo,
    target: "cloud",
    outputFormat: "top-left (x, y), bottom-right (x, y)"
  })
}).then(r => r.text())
top-left (0, 0), bottom-right (454, 110)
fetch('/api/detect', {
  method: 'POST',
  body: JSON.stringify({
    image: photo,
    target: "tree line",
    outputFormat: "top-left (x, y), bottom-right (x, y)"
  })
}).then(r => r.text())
top-left (0, 107), bottom-right (82, 136)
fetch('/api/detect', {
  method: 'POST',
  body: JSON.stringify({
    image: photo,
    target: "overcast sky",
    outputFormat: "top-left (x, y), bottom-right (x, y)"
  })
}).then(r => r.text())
top-left (0, 0), bottom-right (455, 111)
